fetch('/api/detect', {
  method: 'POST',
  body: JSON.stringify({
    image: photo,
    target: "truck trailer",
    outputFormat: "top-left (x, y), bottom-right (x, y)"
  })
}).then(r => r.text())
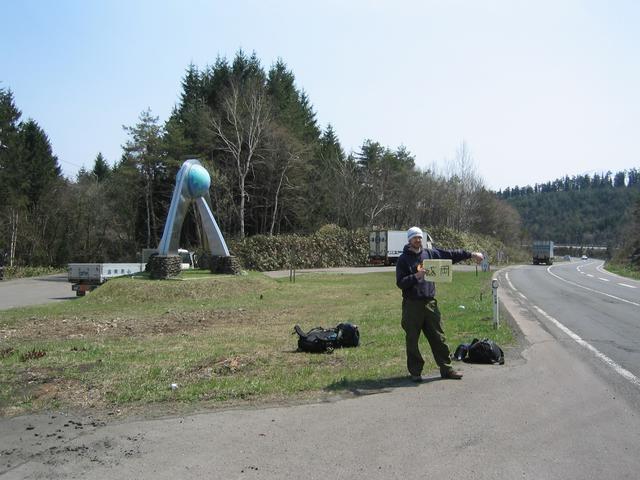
top-left (532, 240), bottom-right (554, 265)
top-left (369, 229), bottom-right (434, 265)
top-left (68, 263), bottom-right (146, 296)
top-left (68, 249), bottom-right (196, 296)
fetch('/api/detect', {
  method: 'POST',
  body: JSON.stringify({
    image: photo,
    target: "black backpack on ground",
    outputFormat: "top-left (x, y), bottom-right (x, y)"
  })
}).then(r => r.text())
top-left (336, 323), bottom-right (360, 348)
top-left (294, 323), bottom-right (360, 353)
top-left (455, 338), bottom-right (504, 364)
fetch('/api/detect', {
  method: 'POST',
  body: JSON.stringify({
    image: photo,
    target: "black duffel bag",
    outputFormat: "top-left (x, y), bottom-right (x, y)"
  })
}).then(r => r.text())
top-left (454, 338), bottom-right (504, 364)
top-left (294, 323), bottom-right (360, 353)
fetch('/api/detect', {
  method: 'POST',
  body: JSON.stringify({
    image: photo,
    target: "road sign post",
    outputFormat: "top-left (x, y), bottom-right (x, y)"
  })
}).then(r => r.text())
top-left (492, 278), bottom-right (499, 329)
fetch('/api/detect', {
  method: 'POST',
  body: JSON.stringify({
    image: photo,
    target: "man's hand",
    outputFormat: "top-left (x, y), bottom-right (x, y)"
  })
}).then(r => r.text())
top-left (416, 263), bottom-right (426, 280)
top-left (471, 252), bottom-right (484, 264)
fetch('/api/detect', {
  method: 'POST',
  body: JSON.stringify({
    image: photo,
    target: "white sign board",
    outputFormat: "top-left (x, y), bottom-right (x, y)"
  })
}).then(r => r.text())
top-left (421, 259), bottom-right (453, 283)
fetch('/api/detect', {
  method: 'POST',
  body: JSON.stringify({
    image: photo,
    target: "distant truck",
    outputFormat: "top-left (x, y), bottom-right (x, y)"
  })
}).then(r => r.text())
top-left (68, 248), bottom-right (196, 296)
top-left (68, 263), bottom-right (146, 296)
top-left (532, 240), bottom-right (554, 265)
top-left (369, 229), bottom-right (434, 266)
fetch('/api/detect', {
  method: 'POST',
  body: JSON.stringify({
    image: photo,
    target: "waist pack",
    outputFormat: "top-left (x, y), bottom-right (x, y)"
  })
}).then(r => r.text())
top-left (294, 323), bottom-right (360, 353)
top-left (455, 338), bottom-right (504, 364)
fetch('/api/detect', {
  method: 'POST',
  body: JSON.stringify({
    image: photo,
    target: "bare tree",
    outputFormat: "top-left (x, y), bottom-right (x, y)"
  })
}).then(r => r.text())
top-left (445, 141), bottom-right (483, 231)
top-left (333, 156), bottom-right (367, 230)
top-left (209, 77), bottom-right (271, 239)
top-left (9, 208), bottom-right (18, 267)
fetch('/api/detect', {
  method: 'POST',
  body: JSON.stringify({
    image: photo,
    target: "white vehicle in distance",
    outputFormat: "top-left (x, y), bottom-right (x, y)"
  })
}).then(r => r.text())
top-left (581, 255), bottom-right (588, 260)
top-left (369, 229), bottom-right (434, 266)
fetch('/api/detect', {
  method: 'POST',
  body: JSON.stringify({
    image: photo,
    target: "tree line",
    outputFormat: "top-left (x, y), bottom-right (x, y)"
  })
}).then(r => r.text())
top-left (0, 50), bottom-right (521, 268)
top-left (498, 169), bottom-right (640, 199)
top-left (499, 171), bottom-right (640, 246)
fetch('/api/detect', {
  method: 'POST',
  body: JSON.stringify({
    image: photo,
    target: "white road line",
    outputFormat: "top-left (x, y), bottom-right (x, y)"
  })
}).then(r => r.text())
top-left (586, 274), bottom-right (594, 278)
top-left (547, 266), bottom-right (640, 308)
top-left (580, 272), bottom-right (586, 275)
top-left (619, 283), bottom-right (637, 289)
top-left (505, 272), bottom-right (517, 292)
top-left (599, 277), bottom-right (610, 282)
top-left (518, 292), bottom-right (528, 300)
top-left (532, 305), bottom-right (640, 387)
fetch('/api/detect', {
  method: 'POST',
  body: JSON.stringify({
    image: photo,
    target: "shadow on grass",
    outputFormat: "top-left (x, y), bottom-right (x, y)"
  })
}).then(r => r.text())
top-left (324, 374), bottom-right (442, 396)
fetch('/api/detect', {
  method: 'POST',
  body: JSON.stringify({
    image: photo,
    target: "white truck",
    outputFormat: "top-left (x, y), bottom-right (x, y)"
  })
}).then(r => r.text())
top-left (68, 249), bottom-right (196, 296)
top-left (68, 263), bottom-right (146, 296)
top-left (369, 229), bottom-right (434, 266)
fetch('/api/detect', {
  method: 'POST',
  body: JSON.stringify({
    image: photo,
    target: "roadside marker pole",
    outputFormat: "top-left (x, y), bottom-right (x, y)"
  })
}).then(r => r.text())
top-left (492, 278), bottom-right (499, 329)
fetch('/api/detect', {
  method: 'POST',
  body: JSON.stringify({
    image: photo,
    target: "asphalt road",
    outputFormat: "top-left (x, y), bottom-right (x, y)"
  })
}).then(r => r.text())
top-left (0, 274), bottom-right (74, 311)
top-left (502, 258), bottom-right (640, 407)
top-left (2, 262), bottom-right (640, 479)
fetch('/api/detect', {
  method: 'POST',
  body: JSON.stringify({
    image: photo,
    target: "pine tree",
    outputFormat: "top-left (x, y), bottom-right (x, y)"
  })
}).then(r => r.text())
top-left (179, 63), bottom-right (202, 114)
top-left (0, 88), bottom-right (23, 267)
top-left (0, 88), bottom-right (22, 205)
top-left (18, 119), bottom-right (61, 208)
top-left (92, 152), bottom-right (111, 182)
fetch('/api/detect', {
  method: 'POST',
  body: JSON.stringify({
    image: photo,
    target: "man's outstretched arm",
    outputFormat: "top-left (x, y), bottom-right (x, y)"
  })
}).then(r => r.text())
top-left (431, 248), bottom-right (484, 264)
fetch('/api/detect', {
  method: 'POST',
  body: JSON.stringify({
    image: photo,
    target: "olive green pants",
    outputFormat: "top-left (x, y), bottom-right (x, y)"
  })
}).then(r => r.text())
top-left (401, 298), bottom-right (453, 376)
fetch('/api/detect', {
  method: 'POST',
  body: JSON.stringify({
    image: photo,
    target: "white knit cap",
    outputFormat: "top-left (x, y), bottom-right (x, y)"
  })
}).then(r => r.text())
top-left (407, 226), bottom-right (423, 241)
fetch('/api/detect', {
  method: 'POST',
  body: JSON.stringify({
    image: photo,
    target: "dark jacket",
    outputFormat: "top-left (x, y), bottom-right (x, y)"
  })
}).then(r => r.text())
top-left (396, 243), bottom-right (472, 299)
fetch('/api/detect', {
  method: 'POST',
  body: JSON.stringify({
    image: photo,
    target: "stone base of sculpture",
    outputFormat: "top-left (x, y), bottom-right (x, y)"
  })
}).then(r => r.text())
top-left (209, 255), bottom-right (242, 275)
top-left (148, 255), bottom-right (182, 279)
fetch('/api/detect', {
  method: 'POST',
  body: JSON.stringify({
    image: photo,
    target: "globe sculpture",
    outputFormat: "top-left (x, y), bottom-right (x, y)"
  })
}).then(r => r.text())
top-left (158, 159), bottom-right (230, 258)
top-left (186, 164), bottom-right (211, 198)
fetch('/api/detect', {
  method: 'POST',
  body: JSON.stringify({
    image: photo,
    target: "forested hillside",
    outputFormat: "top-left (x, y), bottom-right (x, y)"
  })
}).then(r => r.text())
top-left (499, 172), bottom-right (640, 246)
top-left (0, 50), bottom-right (520, 268)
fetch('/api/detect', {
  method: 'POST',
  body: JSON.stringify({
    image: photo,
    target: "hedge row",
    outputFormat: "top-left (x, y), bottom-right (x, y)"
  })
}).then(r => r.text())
top-left (0, 266), bottom-right (66, 280)
top-left (226, 224), bottom-right (525, 272)
top-left (228, 224), bottom-right (369, 271)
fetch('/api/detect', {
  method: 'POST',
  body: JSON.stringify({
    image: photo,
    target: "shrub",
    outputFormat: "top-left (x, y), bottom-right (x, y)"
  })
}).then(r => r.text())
top-left (228, 225), bottom-right (369, 271)
top-left (1, 266), bottom-right (66, 280)
top-left (227, 225), bottom-right (526, 271)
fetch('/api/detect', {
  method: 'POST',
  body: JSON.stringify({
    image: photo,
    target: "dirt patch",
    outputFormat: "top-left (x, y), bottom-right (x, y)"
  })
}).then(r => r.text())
top-left (1, 308), bottom-right (279, 341)
top-left (36, 378), bottom-right (107, 411)
top-left (187, 355), bottom-right (258, 381)
top-left (0, 366), bottom-right (108, 416)
top-left (0, 347), bottom-right (15, 358)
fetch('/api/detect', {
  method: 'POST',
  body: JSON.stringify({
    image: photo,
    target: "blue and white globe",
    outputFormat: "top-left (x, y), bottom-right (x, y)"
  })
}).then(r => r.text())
top-left (186, 164), bottom-right (211, 198)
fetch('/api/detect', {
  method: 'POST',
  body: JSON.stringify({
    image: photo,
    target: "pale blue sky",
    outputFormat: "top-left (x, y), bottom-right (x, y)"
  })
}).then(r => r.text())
top-left (2, 0), bottom-right (639, 189)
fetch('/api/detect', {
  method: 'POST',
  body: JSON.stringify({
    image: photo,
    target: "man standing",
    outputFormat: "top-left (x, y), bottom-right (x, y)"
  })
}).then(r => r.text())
top-left (396, 227), bottom-right (483, 382)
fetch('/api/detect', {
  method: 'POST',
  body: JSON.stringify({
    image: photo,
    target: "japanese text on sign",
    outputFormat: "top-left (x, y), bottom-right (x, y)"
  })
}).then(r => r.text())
top-left (420, 259), bottom-right (453, 283)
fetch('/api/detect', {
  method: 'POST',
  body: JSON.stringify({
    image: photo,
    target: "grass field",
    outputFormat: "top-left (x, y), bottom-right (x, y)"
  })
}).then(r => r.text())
top-left (0, 270), bottom-right (513, 416)
top-left (605, 262), bottom-right (640, 281)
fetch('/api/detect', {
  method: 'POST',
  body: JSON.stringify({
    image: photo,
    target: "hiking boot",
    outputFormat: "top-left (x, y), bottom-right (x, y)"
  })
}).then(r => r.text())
top-left (441, 369), bottom-right (463, 380)
top-left (410, 375), bottom-right (423, 383)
